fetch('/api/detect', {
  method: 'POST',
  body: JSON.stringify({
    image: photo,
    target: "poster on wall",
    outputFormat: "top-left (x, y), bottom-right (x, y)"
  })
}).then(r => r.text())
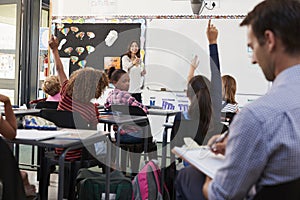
top-left (104, 57), bottom-right (121, 70)
top-left (88, 0), bottom-right (118, 15)
top-left (0, 54), bottom-right (15, 79)
top-left (54, 22), bottom-right (141, 75)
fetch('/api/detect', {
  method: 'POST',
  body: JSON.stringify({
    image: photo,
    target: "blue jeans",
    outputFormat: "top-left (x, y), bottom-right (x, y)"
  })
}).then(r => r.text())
top-left (116, 131), bottom-right (144, 144)
top-left (175, 166), bottom-right (206, 200)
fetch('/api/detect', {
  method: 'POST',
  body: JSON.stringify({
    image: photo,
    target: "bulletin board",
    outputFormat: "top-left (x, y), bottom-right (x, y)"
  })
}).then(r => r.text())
top-left (54, 23), bottom-right (141, 75)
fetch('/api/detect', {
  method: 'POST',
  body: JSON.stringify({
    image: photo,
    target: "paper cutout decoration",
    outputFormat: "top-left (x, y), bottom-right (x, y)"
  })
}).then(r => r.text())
top-left (70, 26), bottom-right (79, 33)
top-left (70, 56), bottom-right (78, 64)
top-left (105, 30), bottom-right (118, 47)
top-left (73, 18), bottom-right (85, 23)
top-left (87, 32), bottom-right (95, 39)
top-left (61, 28), bottom-right (70, 36)
top-left (75, 47), bottom-right (85, 55)
top-left (78, 60), bottom-right (87, 68)
top-left (62, 18), bottom-right (73, 23)
top-left (56, 23), bottom-right (64, 30)
top-left (140, 49), bottom-right (145, 61)
top-left (64, 47), bottom-right (73, 55)
top-left (86, 45), bottom-right (95, 54)
top-left (76, 32), bottom-right (85, 40)
top-left (58, 39), bottom-right (67, 50)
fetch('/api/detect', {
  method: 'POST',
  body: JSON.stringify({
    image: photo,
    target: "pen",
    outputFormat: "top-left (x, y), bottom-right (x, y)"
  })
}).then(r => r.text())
top-left (210, 130), bottom-right (229, 149)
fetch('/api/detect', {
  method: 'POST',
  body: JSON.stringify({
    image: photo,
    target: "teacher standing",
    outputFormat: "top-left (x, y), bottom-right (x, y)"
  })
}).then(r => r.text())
top-left (121, 41), bottom-right (146, 103)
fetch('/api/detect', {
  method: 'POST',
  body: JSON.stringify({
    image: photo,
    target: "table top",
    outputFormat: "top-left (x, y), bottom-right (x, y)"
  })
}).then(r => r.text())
top-left (1, 108), bottom-right (41, 116)
top-left (8, 128), bottom-right (108, 149)
top-left (98, 114), bottom-right (148, 124)
top-left (148, 108), bottom-right (179, 116)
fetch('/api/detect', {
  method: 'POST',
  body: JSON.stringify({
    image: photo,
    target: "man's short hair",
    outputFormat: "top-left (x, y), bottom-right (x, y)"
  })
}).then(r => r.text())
top-left (240, 0), bottom-right (300, 55)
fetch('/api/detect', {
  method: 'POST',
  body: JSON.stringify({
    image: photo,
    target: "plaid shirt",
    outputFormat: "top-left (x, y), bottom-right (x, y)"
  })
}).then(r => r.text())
top-left (105, 89), bottom-right (148, 134)
top-left (209, 65), bottom-right (300, 199)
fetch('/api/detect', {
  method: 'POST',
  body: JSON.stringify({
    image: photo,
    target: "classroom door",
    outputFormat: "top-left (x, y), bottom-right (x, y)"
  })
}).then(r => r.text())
top-left (0, 0), bottom-right (21, 105)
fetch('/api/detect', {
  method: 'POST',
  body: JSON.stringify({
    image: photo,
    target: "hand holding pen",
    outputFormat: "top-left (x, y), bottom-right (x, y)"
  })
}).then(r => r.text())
top-left (207, 130), bottom-right (229, 155)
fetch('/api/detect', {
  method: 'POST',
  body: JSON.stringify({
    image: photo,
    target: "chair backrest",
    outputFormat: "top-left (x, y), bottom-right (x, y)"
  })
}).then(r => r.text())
top-left (221, 112), bottom-right (236, 124)
top-left (0, 138), bottom-right (26, 200)
top-left (35, 101), bottom-right (59, 109)
top-left (170, 112), bottom-right (200, 149)
top-left (110, 104), bottom-right (154, 154)
top-left (39, 109), bottom-right (95, 130)
top-left (253, 178), bottom-right (300, 200)
top-left (110, 105), bottom-right (150, 133)
top-left (110, 104), bottom-right (147, 117)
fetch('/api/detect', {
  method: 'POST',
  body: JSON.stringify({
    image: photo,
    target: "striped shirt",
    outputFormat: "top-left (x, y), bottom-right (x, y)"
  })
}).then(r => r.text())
top-left (58, 80), bottom-right (99, 127)
top-left (56, 80), bottom-right (99, 160)
top-left (209, 65), bottom-right (300, 199)
top-left (221, 101), bottom-right (239, 113)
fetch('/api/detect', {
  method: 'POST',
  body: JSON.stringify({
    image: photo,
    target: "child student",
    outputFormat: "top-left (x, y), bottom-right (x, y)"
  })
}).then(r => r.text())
top-left (42, 75), bottom-right (61, 101)
top-left (0, 94), bottom-right (36, 197)
top-left (49, 35), bottom-right (109, 162)
top-left (105, 68), bottom-right (156, 173)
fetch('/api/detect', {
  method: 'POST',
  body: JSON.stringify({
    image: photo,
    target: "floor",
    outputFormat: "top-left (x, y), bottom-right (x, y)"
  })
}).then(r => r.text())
top-left (20, 142), bottom-right (170, 200)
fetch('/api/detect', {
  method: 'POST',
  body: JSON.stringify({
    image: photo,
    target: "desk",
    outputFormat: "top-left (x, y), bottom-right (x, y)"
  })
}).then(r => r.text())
top-left (7, 129), bottom-right (110, 200)
top-left (99, 115), bottom-right (148, 125)
top-left (148, 108), bottom-right (179, 123)
top-left (99, 115), bottom-right (149, 170)
top-left (1, 108), bottom-right (41, 117)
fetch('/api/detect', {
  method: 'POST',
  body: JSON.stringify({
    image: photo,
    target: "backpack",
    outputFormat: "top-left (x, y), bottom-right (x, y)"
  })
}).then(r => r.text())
top-left (76, 169), bottom-right (132, 200)
top-left (132, 160), bottom-right (170, 200)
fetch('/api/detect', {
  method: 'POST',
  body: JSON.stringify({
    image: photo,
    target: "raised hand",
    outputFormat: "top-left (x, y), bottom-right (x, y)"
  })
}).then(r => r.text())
top-left (48, 35), bottom-right (59, 50)
top-left (206, 19), bottom-right (218, 44)
top-left (0, 94), bottom-right (10, 104)
top-left (191, 55), bottom-right (200, 69)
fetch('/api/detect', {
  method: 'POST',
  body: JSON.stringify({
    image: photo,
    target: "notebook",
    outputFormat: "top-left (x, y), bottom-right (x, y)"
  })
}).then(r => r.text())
top-left (172, 138), bottom-right (225, 178)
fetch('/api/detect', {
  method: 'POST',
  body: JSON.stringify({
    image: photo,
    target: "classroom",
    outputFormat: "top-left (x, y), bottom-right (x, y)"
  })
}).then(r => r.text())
top-left (1, 0), bottom-right (300, 199)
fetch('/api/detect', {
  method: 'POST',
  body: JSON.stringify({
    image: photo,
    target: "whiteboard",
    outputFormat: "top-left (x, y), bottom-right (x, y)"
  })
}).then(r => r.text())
top-left (144, 18), bottom-right (270, 95)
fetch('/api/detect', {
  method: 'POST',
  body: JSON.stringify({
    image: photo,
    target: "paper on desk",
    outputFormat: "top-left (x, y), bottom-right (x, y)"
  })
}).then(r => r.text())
top-left (16, 129), bottom-right (66, 141)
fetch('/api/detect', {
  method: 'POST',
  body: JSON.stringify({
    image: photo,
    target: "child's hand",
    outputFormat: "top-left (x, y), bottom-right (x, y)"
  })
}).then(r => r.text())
top-left (49, 35), bottom-right (59, 50)
top-left (206, 19), bottom-right (218, 44)
top-left (191, 55), bottom-right (200, 69)
top-left (0, 94), bottom-right (10, 104)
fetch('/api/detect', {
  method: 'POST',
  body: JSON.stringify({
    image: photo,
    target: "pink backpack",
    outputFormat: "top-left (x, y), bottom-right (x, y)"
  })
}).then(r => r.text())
top-left (132, 160), bottom-right (170, 200)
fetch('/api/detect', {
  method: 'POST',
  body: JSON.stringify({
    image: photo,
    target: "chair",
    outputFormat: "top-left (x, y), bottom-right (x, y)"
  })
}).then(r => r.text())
top-left (221, 111), bottom-right (236, 124)
top-left (35, 101), bottom-right (59, 109)
top-left (110, 104), bottom-right (157, 175)
top-left (39, 108), bottom-right (93, 129)
top-left (38, 109), bottom-right (103, 199)
top-left (0, 137), bottom-right (26, 200)
top-left (253, 178), bottom-right (300, 200)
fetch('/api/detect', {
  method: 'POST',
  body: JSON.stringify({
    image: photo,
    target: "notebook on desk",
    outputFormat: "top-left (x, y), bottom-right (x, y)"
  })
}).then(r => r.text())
top-left (172, 143), bottom-right (225, 178)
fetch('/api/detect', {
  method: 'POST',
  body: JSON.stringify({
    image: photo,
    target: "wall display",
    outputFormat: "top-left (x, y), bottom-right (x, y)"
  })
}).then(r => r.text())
top-left (51, 15), bottom-right (270, 110)
top-left (53, 20), bottom-right (144, 76)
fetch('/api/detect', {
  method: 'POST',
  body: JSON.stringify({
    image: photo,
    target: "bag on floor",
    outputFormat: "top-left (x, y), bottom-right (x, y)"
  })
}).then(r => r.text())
top-left (76, 169), bottom-right (132, 200)
top-left (132, 160), bottom-right (170, 200)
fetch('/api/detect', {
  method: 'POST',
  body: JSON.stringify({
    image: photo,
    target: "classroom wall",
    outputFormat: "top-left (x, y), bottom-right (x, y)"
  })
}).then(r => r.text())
top-left (52, 0), bottom-right (262, 16)
top-left (52, 0), bottom-right (269, 101)
top-left (52, 0), bottom-right (267, 141)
